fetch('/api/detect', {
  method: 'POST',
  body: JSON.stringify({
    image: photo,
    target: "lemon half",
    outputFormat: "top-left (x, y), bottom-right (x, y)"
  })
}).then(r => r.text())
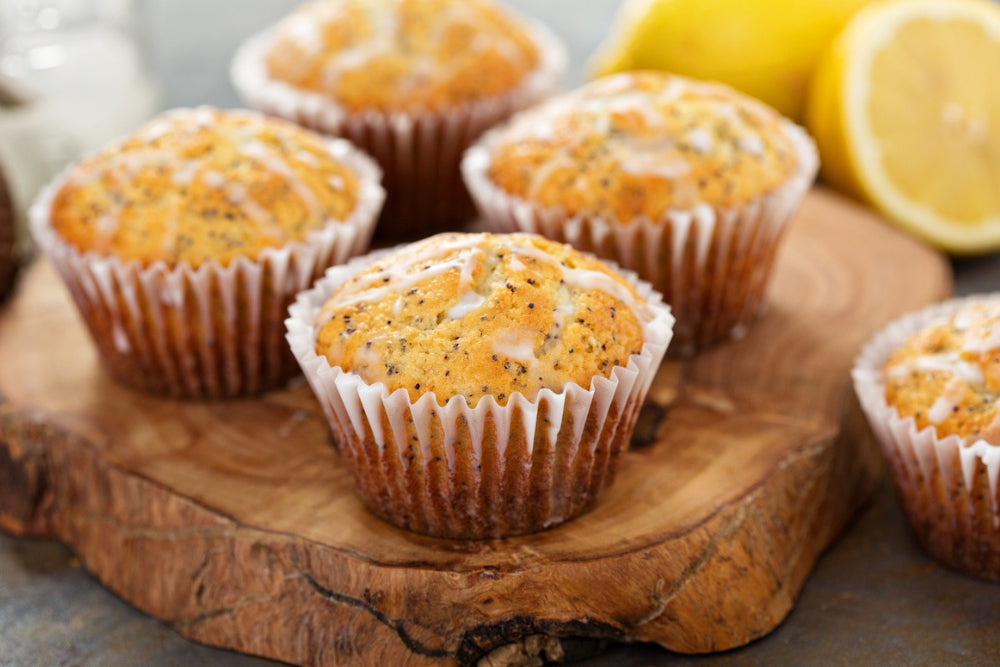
top-left (807, 0), bottom-right (1000, 255)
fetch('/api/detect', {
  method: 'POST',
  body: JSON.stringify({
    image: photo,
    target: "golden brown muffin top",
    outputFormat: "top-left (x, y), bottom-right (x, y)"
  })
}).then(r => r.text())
top-left (883, 302), bottom-right (1000, 444)
top-left (49, 107), bottom-right (362, 268)
top-left (262, 0), bottom-right (542, 112)
top-left (482, 71), bottom-right (803, 221)
top-left (315, 232), bottom-right (652, 406)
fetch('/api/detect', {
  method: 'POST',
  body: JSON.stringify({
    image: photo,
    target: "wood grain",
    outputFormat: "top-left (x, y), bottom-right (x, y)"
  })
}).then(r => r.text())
top-left (0, 188), bottom-right (951, 665)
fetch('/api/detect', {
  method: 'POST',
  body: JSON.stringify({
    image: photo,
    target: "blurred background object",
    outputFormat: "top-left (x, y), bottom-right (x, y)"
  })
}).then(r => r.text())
top-left (141, 0), bottom-right (616, 109)
top-left (0, 0), bottom-right (158, 248)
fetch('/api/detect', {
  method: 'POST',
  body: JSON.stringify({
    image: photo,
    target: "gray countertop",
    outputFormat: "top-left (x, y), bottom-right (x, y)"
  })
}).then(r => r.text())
top-left (3, 1), bottom-right (1000, 665)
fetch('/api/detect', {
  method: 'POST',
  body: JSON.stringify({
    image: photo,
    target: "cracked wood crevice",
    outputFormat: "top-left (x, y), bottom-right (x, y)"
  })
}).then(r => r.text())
top-left (301, 571), bottom-right (452, 659)
top-left (629, 433), bottom-right (839, 632)
top-left (624, 498), bottom-right (754, 633)
top-left (660, 498), bottom-right (752, 609)
top-left (173, 593), bottom-right (273, 629)
top-left (80, 512), bottom-right (238, 541)
top-left (776, 440), bottom-right (830, 588)
top-left (633, 577), bottom-right (666, 627)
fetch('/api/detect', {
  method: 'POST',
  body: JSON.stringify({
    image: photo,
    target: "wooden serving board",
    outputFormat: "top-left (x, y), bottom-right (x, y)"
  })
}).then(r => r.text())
top-left (0, 188), bottom-right (950, 666)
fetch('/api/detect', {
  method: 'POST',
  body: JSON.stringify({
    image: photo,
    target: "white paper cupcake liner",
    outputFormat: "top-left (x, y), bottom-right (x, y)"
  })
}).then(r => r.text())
top-left (853, 295), bottom-right (1000, 581)
top-left (286, 246), bottom-right (674, 538)
top-left (30, 138), bottom-right (385, 399)
top-left (231, 10), bottom-right (567, 240)
top-left (462, 117), bottom-right (817, 357)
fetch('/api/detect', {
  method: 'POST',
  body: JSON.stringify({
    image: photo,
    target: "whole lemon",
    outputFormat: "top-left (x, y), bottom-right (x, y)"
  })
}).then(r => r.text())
top-left (589, 0), bottom-right (872, 120)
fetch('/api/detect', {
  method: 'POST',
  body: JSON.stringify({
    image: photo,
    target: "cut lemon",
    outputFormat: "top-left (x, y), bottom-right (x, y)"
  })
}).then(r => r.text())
top-left (806, 0), bottom-right (1000, 255)
top-left (589, 0), bottom-right (872, 120)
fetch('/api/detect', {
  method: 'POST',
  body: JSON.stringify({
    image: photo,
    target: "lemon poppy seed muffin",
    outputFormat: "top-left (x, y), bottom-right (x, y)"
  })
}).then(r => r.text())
top-left (31, 107), bottom-right (385, 398)
top-left (854, 297), bottom-right (1000, 582)
top-left (232, 0), bottom-right (567, 239)
top-left (262, 0), bottom-right (543, 113)
top-left (50, 107), bottom-right (365, 267)
top-left (463, 71), bottom-right (818, 355)
top-left (288, 232), bottom-right (674, 538)
top-left (315, 232), bottom-right (648, 407)
top-left (485, 72), bottom-right (802, 219)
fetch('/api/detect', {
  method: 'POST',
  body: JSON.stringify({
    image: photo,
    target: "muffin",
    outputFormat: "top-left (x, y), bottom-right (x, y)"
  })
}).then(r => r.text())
top-left (286, 232), bottom-right (674, 538)
top-left (30, 107), bottom-right (384, 399)
top-left (462, 71), bottom-right (819, 356)
top-left (231, 0), bottom-right (566, 240)
top-left (853, 296), bottom-right (1000, 581)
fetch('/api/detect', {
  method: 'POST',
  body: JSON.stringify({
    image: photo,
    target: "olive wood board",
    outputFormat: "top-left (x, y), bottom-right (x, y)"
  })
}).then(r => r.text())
top-left (0, 188), bottom-right (951, 666)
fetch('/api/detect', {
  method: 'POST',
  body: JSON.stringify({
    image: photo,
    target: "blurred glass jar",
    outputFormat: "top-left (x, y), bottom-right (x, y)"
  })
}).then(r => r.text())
top-left (0, 0), bottom-right (158, 242)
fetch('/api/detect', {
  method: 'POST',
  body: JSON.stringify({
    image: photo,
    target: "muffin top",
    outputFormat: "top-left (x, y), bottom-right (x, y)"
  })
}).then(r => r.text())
top-left (49, 107), bottom-right (365, 268)
top-left (480, 71), bottom-right (804, 221)
top-left (314, 232), bottom-right (653, 406)
top-left (883, 301), bottom-right (1000, 444)
top-left (261, 0), bottom-right (542, 112)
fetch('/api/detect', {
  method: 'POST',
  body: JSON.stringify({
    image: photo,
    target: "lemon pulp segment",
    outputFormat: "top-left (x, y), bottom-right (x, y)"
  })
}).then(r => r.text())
top-left (861, 12), bottom-right (1000, 226)
top-left (809, 0), bottom-right (1000, 254)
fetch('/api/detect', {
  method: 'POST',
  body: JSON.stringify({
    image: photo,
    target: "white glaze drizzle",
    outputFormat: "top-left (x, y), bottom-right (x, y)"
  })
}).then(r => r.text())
top-left (492, 327), bottom-right (538, 364)
top-left (224, 183), bottom-right (272, 226)
top-left (447, 291), bottom-right (487, 319)
top-left (294, 149), bottom-right (320, 166)
top-left (526, 156), bottom-right (576, 199)
top-left (620, 156), bottom-right (691, 180)
top-left (491, 72), bottom-right (778, 191)
top-left (885, 352), bottom-right (985, 386)
top-left (961, 318), bottom-right (1000, 354)
top-left (170, 159), bottom-right (200, 185)
top-left (457, 247), bottom-right (481, 289)
top-left (927, 377), bottom-right (968, 424)
top-left (323, 235), bottom-right (651, 330)
top-left (326, 257), bottom-right (469, 313)
top-left (240, 139), bottom-right (322, 221)
top-left (506, 239), bottom-right (652, 322)
top-left (927, 395), bottom-right (955, 424)
top-left (685, 127), bottom-right (712, 153)
top-left (737, 135), bottom-right (764, 156)
top-left (62, 109), bottom-right (349, 249)
top-left (202, 169), bottom-right (227, 188)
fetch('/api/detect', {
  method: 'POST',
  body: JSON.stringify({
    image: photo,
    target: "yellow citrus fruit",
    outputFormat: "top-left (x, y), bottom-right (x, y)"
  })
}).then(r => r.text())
top-left (588, 0), bottom-right (872, 120)
top-left (806, 0), bottom-right (1000, 255)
